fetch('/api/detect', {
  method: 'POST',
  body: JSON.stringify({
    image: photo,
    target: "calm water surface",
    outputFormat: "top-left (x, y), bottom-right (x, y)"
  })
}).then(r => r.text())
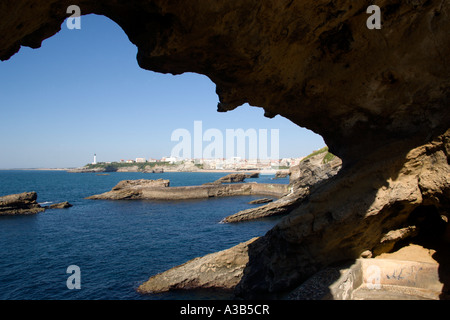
top-left (0, 170), bottom-right (288, 300)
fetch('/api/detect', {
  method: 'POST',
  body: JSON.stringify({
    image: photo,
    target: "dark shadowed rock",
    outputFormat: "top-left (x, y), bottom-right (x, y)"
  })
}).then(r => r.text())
top-left (246, 172), bottom-right (260, 178)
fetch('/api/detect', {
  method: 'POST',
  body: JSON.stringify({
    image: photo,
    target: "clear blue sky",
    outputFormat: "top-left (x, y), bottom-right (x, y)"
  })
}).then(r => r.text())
top-left (0, 14), bottom-right (325, 169)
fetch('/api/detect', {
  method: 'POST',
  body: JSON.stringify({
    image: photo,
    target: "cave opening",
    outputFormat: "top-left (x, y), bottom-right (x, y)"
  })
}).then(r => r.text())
top-left (0, 12), bottom-right (328, 300)
top-left (0, 1), bottom-right (448, 301)
top-left (395, 205), bottom-right (450, 299)
top-left (0, 13), bottom-right (326, 169)
top-left (407, 205), bottom-right (448, 242)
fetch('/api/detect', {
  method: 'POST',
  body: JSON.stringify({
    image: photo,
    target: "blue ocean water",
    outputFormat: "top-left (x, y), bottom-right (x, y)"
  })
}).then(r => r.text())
top-left (0, 170), bottom-right (288, 300)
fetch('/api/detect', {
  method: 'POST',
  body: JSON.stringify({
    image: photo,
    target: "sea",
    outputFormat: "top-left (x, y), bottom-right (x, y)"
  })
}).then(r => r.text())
top-left (0, 170), bottom-right (288, 300)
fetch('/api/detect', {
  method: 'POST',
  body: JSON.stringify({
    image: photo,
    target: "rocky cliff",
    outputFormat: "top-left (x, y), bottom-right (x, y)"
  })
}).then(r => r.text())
top-left (235, 131), bottom-right (450, 298)
top-left (1, 0), bottom-right (449, 299)
top-left (222, 153), bottom-right (342, 223)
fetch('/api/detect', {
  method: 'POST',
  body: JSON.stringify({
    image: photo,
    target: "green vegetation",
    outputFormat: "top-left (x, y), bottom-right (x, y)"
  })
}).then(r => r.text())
top-left (85, 161), bottom-right (174, 172)
top-left (301, 146), bottom-right (336, 164)
top-left (322, 151), bottom-right (336, 164)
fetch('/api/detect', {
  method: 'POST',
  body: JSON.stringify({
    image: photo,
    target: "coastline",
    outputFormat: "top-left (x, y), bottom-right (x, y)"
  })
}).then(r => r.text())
top-left (0, 168), bottom-right (287, 174)
top-left (0, 168), bottom-right (73, 171)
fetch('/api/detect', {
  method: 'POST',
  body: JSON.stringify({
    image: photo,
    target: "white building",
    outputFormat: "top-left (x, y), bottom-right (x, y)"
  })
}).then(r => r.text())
top-left (162, 156), bottom-right (177, 164)
top-left (136, 158), bottom-right (147, 163)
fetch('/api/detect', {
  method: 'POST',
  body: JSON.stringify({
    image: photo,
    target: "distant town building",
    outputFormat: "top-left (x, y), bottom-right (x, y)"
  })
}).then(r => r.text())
top-left (161, 156), bottom-right (177, 164)
top-left (109, 155), bottom-right (304, 169)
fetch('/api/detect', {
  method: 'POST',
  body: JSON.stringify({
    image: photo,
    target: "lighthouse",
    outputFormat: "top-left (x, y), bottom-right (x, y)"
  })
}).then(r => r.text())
top-left (93, 154), bottom-right (97, 165)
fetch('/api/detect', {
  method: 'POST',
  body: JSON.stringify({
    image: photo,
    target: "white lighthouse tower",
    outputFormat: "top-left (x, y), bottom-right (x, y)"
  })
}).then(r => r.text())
top-left (93, 153), bottom-right (97, 165)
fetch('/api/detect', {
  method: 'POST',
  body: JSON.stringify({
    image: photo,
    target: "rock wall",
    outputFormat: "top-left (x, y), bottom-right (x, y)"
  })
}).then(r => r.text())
top-left (235, 130), bottom-right (450, 298)
top-left (1, 0), bottom-right (449, 298)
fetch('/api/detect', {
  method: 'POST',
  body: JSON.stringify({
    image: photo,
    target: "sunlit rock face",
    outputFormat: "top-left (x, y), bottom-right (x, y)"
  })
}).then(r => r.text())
top-left (1, 0), bottom-right (448, 298)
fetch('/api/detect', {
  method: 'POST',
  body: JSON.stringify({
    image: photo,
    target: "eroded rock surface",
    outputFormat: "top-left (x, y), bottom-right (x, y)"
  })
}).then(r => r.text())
top-left (137, 238), bottom-right (258, 294)
top-left (222, 153), bottom-right (342, 223)
top-left (0, 192), bottom-right (45, 216)
top-left (1, 0), bottom-right (449, 299)
top-left (235, 130), bottom-right (450, 298)
top-left (248, 198), bottom-right (273, 205)
top-left (87, 179), bottom-right (288, 201)
top-left (215, 173), bottom-right (248, 183)
top-left (204, 173), bottom-right (260, 185)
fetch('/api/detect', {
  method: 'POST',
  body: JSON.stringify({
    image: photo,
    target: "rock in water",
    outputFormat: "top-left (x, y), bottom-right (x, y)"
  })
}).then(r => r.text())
top-left (137, 238), bottom-right (258, 294)
top-left (87, 179), bottom-right (288, 201)
top-left (0, 192), bottom-right (45, 216)
top-left (216, 173), bottom-right (248, 183)
top-left (274, 171), bottom-right (288, 179)
top-left (246, 172), bottom-right (260, 178)
top-left (248, 198), bottom-right (273, 205)
top-left (111, 179), bottom-right (170, 191)
top-left (49, 201), bottom-right (73, 209)
top-left (222, 153), bottom-right (342, 223)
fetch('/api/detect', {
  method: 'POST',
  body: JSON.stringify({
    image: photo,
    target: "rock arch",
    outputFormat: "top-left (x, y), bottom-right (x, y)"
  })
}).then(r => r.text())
top-left (1, 0), bottom-right (449, 298)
